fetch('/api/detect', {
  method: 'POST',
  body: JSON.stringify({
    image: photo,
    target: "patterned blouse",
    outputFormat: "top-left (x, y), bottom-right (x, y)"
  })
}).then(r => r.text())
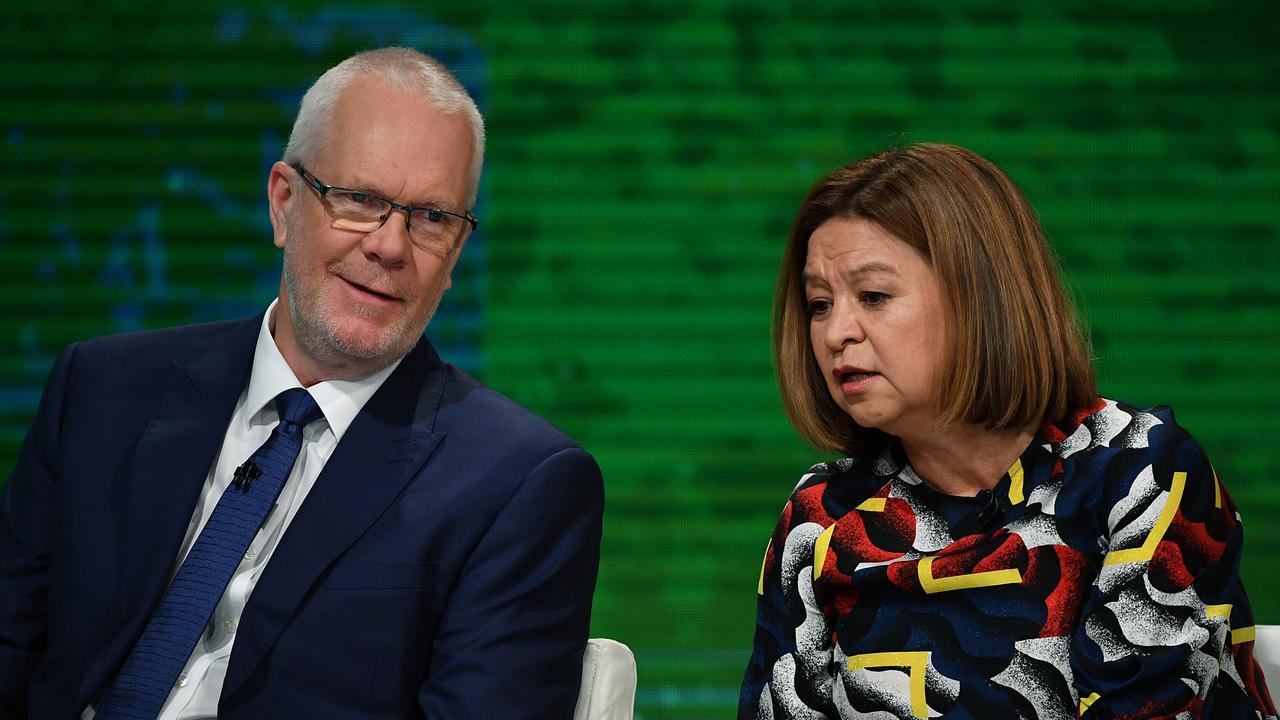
top-left (740, 399), bottom-right (1275, 719)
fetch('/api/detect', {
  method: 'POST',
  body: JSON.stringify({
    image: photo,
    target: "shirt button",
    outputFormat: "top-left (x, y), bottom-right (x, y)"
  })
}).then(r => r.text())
top-left (177, 674), bottom-right (188, 688)
top-left (244, 549), bottom-right (257, 560)
top-left (223, 619), bottom-right (237, 633)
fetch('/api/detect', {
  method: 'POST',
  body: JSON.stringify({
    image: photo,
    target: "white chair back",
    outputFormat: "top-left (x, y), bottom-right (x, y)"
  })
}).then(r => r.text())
top-left (1254, 624), bottom-right (1280, 684)
top-left (574, 638), bottom-right (637, 720)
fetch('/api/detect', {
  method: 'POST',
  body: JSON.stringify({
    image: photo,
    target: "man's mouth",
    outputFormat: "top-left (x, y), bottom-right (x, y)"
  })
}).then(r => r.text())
top-left (342, 276), bottom-right (400, 302)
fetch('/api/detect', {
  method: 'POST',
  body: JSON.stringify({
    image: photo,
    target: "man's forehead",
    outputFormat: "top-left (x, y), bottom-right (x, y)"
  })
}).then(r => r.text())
top-left (322, 81), bottom-right (474, 205)
top-left (329, 75), bottom-right (459, 132)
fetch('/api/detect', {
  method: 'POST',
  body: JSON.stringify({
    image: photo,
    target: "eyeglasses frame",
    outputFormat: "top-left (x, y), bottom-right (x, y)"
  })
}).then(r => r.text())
top-left (289, 162), bottom-right (478, 244)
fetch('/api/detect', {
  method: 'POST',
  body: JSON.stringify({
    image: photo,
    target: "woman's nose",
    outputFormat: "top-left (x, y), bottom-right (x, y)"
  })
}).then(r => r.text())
top-left (825, 303), bottom-right (866, 350)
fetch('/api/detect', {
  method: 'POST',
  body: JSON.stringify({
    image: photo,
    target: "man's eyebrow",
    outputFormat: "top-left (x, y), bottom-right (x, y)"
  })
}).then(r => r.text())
top-left (344, 177), bottom-right (460, 210)
top-left (404, 195), bottom-right (459, 210)
top-left (338, 175), bottom-right (387, 195)
top-left (802, 261), bottom-right (898, 286)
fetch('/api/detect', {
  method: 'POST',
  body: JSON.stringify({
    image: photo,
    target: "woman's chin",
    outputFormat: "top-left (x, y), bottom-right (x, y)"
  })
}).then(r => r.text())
top-left (844, 405), bottom-right (893, 433)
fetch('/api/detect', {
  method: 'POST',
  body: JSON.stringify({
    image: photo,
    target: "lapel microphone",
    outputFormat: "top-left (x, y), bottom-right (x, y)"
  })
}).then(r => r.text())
top-left (232, 460), bottom-right (261, 493)
top-left (946, 488), bottom-right (1003, 538)
top-left (974, 488), bottom-right (1001, 530)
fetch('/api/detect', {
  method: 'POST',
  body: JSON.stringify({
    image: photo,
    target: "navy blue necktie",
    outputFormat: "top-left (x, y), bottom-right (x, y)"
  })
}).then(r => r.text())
top-left (95, 388), bottom-right (323, 719)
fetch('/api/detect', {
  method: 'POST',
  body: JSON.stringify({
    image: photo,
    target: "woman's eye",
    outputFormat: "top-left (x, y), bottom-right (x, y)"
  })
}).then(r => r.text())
top-left (806, 298), bottom-right (831, 316)
top-left (860, 291), bottom-right (888, 307)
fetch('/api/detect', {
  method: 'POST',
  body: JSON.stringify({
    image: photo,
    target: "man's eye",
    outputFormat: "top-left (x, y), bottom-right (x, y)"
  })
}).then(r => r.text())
top-left (424, 208), bottom-right (445, 223)
top-left (340, 191), bottom-right (379, 208)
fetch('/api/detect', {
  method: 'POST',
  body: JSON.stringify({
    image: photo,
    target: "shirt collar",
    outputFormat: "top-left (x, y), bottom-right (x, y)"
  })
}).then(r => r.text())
top-left (245, 299), bottom-right (403, 442)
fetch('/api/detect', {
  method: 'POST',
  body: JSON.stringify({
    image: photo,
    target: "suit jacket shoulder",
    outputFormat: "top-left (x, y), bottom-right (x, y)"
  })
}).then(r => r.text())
top-left (437, 363), bottom-right (587, 455)
top-left (64, 316), bottom-right (260, 391)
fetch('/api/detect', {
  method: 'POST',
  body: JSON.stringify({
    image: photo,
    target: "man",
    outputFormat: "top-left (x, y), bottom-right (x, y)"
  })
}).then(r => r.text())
top-left (0, 48), bottom-right (603, 719)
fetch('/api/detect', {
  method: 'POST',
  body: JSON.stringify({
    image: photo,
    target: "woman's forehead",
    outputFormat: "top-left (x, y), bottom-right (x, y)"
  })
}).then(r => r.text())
top-left (803, 219), bottom-right (928, 279)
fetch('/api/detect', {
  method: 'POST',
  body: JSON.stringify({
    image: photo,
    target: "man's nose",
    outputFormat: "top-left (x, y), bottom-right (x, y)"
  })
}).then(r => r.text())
top-left (360, 209), bottom-right (412, 267)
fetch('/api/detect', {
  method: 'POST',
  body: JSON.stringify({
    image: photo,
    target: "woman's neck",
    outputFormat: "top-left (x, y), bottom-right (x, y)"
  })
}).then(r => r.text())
top-left (898, 421), bottom-right (1038, 497)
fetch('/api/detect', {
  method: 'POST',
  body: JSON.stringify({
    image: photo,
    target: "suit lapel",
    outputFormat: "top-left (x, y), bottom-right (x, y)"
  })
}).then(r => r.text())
top-left (222, 339), bottom-right (448, 697)
top-left (80, 316), bottom-right (260, 703)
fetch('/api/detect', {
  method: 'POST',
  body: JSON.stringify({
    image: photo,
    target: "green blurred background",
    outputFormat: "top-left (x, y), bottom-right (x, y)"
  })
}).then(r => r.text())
top-left (2, 2), bottom-right (1277, 717)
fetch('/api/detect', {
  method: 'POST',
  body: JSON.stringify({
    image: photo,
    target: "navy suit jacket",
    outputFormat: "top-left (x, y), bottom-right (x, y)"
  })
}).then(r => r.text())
top-left (0, 315), bottom-right (604, 719)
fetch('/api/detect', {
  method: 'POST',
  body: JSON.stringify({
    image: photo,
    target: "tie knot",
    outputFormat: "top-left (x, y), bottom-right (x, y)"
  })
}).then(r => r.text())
top-left (274, 388), bottom-right (323, 431)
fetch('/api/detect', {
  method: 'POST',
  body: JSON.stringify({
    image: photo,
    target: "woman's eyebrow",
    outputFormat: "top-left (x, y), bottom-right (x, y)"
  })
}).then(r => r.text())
top-left (842, 261), bottom-right (897, 279)
top-left (803, 262), bottom-right (897, 286)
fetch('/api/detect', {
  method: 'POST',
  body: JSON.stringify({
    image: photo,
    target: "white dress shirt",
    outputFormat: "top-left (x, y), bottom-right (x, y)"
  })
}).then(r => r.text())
top-left (84, 299), bottom-right (401, 719)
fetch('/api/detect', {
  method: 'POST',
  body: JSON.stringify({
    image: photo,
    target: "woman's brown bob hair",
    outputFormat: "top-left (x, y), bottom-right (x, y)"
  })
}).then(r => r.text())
top-left (775, 143), bottom-right (1097, 455)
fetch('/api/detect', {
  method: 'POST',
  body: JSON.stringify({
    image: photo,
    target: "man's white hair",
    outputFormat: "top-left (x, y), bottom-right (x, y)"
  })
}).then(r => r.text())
top-left (283, 47), bottom-right (486, 207)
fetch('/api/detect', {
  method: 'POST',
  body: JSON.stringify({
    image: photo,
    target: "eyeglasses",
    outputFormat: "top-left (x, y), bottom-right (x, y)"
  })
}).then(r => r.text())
top-left (291, 163), bottom-right (477, 252)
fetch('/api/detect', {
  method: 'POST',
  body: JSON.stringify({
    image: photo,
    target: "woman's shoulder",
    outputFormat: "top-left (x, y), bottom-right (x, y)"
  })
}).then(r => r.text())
top-left (781, 450), bottom-right (898, 527)
top-left (793, 457), bottom-right (855, 490)
top-left (1046, 397), bottom-right (1217, 516)
top-left (1045, 397), bottom-right (1199, 461)
top-left (793, 447), bottom-right (897, 489)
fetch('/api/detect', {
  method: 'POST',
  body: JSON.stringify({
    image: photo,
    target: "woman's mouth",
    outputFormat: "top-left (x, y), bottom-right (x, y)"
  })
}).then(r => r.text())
top-left (835, 368), bottom-right (879, 394)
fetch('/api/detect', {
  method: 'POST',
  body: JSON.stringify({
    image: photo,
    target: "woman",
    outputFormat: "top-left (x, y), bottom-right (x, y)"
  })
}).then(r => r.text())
top-left (740, 143), bottom-right (1274, 719)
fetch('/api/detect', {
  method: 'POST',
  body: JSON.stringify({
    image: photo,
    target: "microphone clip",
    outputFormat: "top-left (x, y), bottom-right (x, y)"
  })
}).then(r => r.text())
top-left (232, 460), bottom-right (261, 493)
top-left (975, 488), bottom-right (1001, 529)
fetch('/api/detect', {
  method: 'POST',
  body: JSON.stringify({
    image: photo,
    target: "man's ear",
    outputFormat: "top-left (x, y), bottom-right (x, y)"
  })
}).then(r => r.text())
top-left (266, 161), bottom-right (295, 250)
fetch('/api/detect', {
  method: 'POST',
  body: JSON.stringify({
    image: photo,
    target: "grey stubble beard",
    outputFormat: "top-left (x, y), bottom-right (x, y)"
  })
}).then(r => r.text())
top-left (280, 241), bottom-right (440, 376)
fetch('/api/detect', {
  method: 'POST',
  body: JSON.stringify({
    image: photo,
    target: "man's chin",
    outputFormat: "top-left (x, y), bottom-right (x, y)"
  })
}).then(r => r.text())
top-left (328, 326), bottom-right (413, 362)
top-left (303, 315), bottom-right (420, 372)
